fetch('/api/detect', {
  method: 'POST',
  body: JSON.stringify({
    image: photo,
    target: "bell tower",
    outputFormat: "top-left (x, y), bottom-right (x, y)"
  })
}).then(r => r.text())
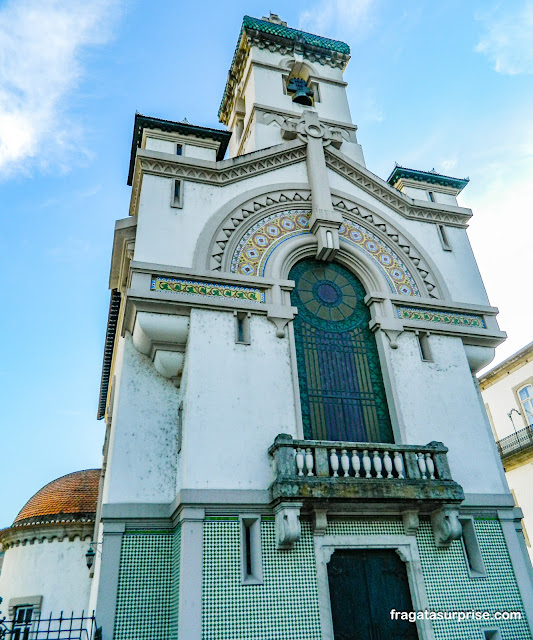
top-left (219, 13), bottom-right (365, 165)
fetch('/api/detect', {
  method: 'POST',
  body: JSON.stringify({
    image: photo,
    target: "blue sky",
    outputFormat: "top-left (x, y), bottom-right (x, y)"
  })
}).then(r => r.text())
top-left (1, 0), bottom-right (532, 527)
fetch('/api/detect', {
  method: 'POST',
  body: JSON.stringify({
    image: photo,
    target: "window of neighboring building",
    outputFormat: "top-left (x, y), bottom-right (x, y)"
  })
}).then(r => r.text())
top-left (428, 191), bottom-right (435, 202)
top-left (176, 143), bottom-right (183, 155)
top-left (12, 605), bottom-right (33, 640)
top-left (518, 384), bottom-right (533, 426)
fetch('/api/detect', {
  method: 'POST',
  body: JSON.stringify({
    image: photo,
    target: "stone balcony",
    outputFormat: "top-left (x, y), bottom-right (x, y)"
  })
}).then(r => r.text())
top-left (268, 434), bottom-right (465, 550)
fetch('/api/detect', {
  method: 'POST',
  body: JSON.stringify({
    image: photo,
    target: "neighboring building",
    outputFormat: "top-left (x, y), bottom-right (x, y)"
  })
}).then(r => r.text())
top-left (0, 470), bottom-right (100, 637)
top-left (2, 12), bottom-right (533, 640)
top-left (480, 341), bottom-right (533, 561)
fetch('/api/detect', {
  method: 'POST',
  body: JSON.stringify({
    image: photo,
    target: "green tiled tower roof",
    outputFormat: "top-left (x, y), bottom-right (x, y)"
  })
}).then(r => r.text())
top-left (219, 15), bottom-right (350, 123)
top-left (241, 15), bottom-right (350, 54)
top-left (387, 166), bottom-right (469, 192)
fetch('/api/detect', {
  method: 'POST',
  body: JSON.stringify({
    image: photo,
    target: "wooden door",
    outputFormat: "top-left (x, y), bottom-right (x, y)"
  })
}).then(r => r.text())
top-left (327, 549), bottom-right (419, 640)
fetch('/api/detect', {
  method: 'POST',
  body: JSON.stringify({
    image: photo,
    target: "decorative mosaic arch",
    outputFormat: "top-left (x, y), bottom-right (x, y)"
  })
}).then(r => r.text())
top-left (230, 209), bottom-right (421, 296)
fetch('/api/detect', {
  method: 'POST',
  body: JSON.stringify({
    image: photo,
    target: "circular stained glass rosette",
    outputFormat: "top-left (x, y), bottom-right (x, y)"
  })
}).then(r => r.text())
top-left (293, 262), bottom-right (367, 330)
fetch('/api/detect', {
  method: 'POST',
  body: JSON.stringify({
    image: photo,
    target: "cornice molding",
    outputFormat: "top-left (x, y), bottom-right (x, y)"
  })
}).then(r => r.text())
top-left (1, 520), bottom-right (94, 549)
top-left (129, 143), bottom-right (472, 230)
top-left (129, 142), bottom-right (307, 216)
top-left (325, 148), bottom-right (472, 228)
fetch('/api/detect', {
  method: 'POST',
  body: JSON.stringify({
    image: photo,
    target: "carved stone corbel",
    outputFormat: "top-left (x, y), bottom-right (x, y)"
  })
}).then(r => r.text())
top-left (274, 503), bottom-right (302, 549)
top-left (402, 510), bottom-right (420, 536)
top-left (313, 509), bottom-right (328, 536)
top-left (431, 506), bottom-right (463, 549)
top-left (267, 308), bottom-right (295, 338)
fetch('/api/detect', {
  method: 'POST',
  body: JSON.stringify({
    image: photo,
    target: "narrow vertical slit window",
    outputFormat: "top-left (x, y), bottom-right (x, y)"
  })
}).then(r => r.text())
top-left (428, 191), bottom-right (435, 202)
top-left (244, 523), bottom-right (252, 576)
top-left (176, 143), bottom-right (183, 155)
top-left (437, 224), bottom-right (452, 251)
top-left (460, 517), bottom-right (486, 577)
top-left (417, 332), bottom-right (432, 362)
top-left (240, 515), bottom-right (263, 584)
top-left (171, 179), bottom-right (183, 208)
top-left (177, 401), bottom-right (183, 453)
top-left (234, 312), bottom-right (251, 345)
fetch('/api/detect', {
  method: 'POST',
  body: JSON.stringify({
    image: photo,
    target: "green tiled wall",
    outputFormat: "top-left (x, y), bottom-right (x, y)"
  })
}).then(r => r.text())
top-left (112, 516), bottom-right (531, 640)
top-left (417, 518), bottom-right (530, 640)
top-left (114, 532), bottom-right (175, 640)
top-left (202, 516), bottom-right (322, 640)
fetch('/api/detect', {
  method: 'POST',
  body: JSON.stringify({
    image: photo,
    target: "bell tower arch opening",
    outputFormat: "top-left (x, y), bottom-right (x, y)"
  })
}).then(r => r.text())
top-left (289, 258), bottom-right (394, 443)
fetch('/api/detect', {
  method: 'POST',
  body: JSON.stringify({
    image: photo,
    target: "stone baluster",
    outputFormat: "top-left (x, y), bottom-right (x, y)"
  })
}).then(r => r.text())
top-left (428, 443), bottom-right (451, 480)
top-left (351, 450), bottom-right (360, 478)
top-left (305, 448), bottom-right (314, 477)
top-left (417, 453), bottom-right (427, 479)
top-left (296, 448), bottom-right (305, 477)
top-left (393, 452), bottom-right (405, 479)
top-left (425, 453), bottom-right (435, 480)
top-left (383, 451), bottom-right (393, 478)
top-left (373, 451), bottom-right (383, 478)
top-left (340, 449), bottom-right (350, 477)
top-left (330, 449), bottom-right (339, 477)
top-left (362, 450), bottom-right (372, 478)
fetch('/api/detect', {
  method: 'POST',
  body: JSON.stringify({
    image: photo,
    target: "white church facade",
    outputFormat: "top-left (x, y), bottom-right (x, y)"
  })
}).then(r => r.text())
top-left (1, 13), bottom-right (533, 640)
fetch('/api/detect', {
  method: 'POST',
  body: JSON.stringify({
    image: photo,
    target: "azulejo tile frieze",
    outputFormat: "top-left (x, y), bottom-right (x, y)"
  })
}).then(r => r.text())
top-left (232, 210), bottom-right (311, 277)
top-left (151, 277), bottom-right (265, 303)
top-left (339, 220), bottom-right (419, 296)
top-left (397, 306), bottom-right (486, 328)
top-left (231, 210), bottom-right (420, 296)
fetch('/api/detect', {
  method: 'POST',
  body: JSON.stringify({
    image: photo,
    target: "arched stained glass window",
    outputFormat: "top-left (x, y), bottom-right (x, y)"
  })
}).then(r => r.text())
top-left (290, 259), bottom-right (393, 443)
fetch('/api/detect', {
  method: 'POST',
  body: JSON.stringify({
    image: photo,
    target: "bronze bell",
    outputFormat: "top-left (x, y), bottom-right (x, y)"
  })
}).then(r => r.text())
top-left (287, 77), bottom-right (314, 106)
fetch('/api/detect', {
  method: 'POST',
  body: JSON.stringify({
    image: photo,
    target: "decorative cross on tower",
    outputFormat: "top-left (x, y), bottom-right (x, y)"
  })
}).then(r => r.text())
top-left (281, 110), bottom-right (344, 260)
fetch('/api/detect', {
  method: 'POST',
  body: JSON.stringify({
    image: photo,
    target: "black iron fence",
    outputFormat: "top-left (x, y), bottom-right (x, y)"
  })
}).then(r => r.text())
top-left (497, 425), bottom-right (533, 460)
top-left (0, 609), bottom-right (100, 640)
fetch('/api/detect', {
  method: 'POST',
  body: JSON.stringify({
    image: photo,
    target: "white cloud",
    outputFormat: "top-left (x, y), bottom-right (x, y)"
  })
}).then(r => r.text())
top-left (0, 0), bottom-right (120, 177)
top-left (299, 0), bottom-right (377, 41)
top-left (439, 157), bottom-right (458, 173)
top-left (475, 2), bottom-right (533, 75)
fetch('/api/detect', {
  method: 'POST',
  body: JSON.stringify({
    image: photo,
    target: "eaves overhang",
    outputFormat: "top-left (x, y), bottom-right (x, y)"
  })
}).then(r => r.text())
top-left (127, 113), bottom-right (231, 185)
top-left (97, 289), bottom-right (121, 420)
top-left (387, 165), bottom-right (469, 193)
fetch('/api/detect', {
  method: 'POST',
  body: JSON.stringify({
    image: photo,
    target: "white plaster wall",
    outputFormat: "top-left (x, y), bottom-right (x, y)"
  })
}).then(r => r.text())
top-left (145, 137), bottom-right (176, 154)
top-left (145, 137), bottom-right (217, 161)
top-left (0, 538), bottom-right (92, 617)
top-left (481, 360), bottom-right (533, 439)
top-left (179, 309), bottom-right (297, 490)
top-left (434, 192), bottom-right (457, 206)
top-left (133, 161), bottom-right (309, 268)
top-left (184, 145), bottom-right (216, 162)
top-left (387, 332), bottom-right (507, 494)
top-left (400, 186), bottom-right (457, 207)
top-left (507, 464), bottom-right (533, 561)
top-left (104, 334), bottom-right (179, 504)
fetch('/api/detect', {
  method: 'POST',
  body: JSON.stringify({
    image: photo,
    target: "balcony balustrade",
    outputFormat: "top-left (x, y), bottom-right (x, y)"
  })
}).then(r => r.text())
top-left (497, 425), bottom-right (533, 463)
top-left (268, 434), bottom-right (464, 507)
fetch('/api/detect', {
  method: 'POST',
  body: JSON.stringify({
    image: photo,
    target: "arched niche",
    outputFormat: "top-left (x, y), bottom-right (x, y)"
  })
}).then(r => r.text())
top-left (194, 183), bottom-right (449, 300)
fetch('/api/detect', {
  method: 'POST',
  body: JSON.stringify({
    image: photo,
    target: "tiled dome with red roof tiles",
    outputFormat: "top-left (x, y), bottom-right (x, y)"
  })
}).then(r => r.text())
top-left (13, 469), bottom-right (100, 527)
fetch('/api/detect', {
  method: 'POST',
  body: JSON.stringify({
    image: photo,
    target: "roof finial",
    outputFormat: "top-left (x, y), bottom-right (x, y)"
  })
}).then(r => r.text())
top-left (262, 12), bottom-right (287, 26)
